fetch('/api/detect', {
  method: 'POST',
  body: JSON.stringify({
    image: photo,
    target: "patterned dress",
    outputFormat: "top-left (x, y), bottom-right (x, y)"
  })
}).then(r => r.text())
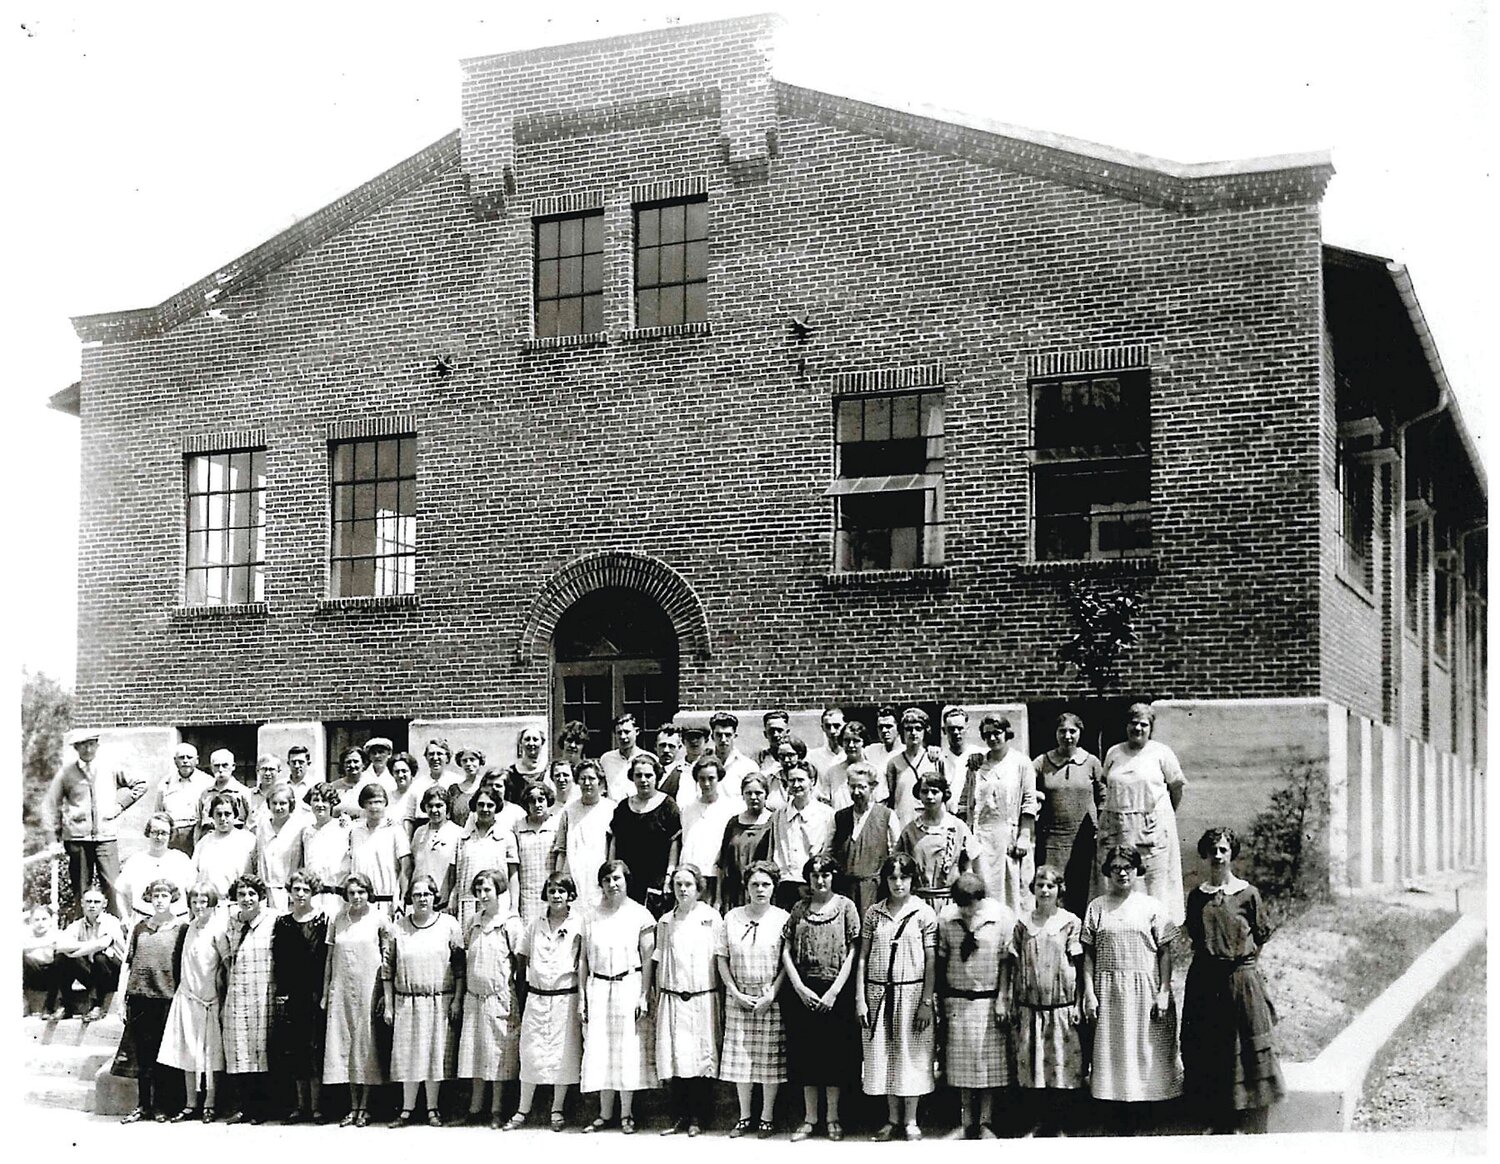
top-left (389, 912), bottom-right (463, 1081)
top-left (580, 899), bottom-right (658, 1093)
top-left (157, 912), bottom-right (226, 1076)
top-left (1014, 908), bottom-right (1086, 1089)
top-left (1032, 750), bottom-right (1102, 918)
top-left (255, 818), bottom-right (305, 912)
top-left (781, 895), bottom-right (861, 1086)
top-left (1181, 882), bottom-right (1285, 1111)
top-left (322, 908), bottom-right (389, 1085)
top-left (269, 911), bottom-right (328, 1078)
top-left (965, 750), bottom-right (1038, 914)
top-left (898, 813), bottom-right (979, 905)
top-left (348, 817), bottom-right (410, 917)
top-left (1083, 891), bottom-right (1183, 1101)
top-left (513, 815), bottom-right (560, 926)
top-left (452, 821), bottom-right (520, 931)
top-left (457, 911), bottom-right (524, 1081)
top-left (1094, 741), bottom-right (1187, 924)
top-left (719, 905), bottom-right (789, 1084)
top-left (552, 797), bottom-right (616, 917)
top-left (936, 900), bottom-right (1016, 1088)
top-left (653, 902), bottom-right (724, 1079)
top-left (860, 898), bottom-right (937, 1097)
top-left (411, 820), bottom-right (464, 907)
top-left (518, 911), bottom-right (583, 1085)
top-left (218, 907), bottom-right (278, 1074)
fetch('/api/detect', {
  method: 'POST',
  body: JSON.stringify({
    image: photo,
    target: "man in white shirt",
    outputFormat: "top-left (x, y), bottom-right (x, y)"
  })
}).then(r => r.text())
top-left (868, 705), bottom-right (903, 770)
top-left (600, 713), bottom-right (652, 801)
top-left (770, 763), bottom-right (835, 909)
top-left (806, 706), bottom-right (850, 779)
top-left (710, 711), bottom-right (761, 788)
top-left (156, 743), bottom-right (210, 855)
top-left (937, 705), bottom-right (986, 819)
top-left (284, 744), bottom-right (317, 806)
top-left (51, 887), bottom-right (127, 1020)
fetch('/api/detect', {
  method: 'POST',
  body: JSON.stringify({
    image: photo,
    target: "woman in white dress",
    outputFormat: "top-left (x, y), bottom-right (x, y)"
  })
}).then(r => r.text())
top-left (255, 786), bottom-right (306, 912)
top-left (117, 813), bottom-right (194, 921)
top-left (192, 796), bottom-right (256, 907)
top-left (410, 785), bottom-right (463, 911)
top-left (652, 865), bottom-right (724, 1135)
top-left (964, 715), bottom-right (1037, 914)
top-left (458, 868), bottom-right (524, 1128)
top-left (301, 782), bottom-right (351, 916)
top-left (452, 787), bottom-right (520, 928)
top-left (551, 760), bottom-right (615, 917)
top-left (156, 882), bottom-right (226, 1121)
top-left (322, 872), bottom-right (390, 1127)
top-left (348, 783), bottom-right (411, 918)
top-left (512, 870), bottom-right (584, 1131)
top-left (578, 859), bottom-right (658, 1133)
top-left (387, 874), bottom-right (465, 1127)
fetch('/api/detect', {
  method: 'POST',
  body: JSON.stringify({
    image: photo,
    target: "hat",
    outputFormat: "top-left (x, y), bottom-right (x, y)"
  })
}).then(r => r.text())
top-left (66, 728), bottom-right (101, 748)
top-left (363, 737), bottom-right (394, 752)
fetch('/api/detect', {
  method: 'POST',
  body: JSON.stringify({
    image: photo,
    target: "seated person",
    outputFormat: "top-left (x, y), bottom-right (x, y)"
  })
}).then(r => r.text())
top-left (22, 903), bottom-right (61, 1016)
top-left (52, 887), bottom-right (127, 1021)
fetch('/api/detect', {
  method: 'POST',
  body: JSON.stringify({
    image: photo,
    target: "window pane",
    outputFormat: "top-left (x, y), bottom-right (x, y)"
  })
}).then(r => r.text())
top-left (251, 449), bottom-right (266, 486)
top-left (892, 393), bottom-right (920, 439)
top-left (637, 207), bottom-right (659, 247)
top-left (188, 495), bottom-right (209, 534)
top-left (354, 484), bottom-right (376, 520)
top-left (251, 564), bottom-right (265, 602)
top-left (921, 392), bottom-right (944, 436)
top-left (187, 531), bottom-right (208, 568)
top-left (537, 218), bottom-right (558, 258)
top-left (537, 259), bottom-right (558, 298)
top-left (660, 204), bottom-right (685, 243)
top-left (683, 240), bottom-right (707, 283)
top-left (335, 485), bottom-right (354, 522)
top-left (890, 526), bottom-right (919, 570)
top-left (354, 441), bottom-right (376, 480)
top-left (379, 439), bottom-right (401, 479)
top-left (536, 299), bottom-right (558, 338)
top-left (186, 570), bottom-right (206, 606)
top-left (636, 248), bottom-right (659, 288)
top-left (559, 257), bottom-right (581, 296)
top-left (659, 286), bottom-right (685, 326)
top-left (583, 212), bottom-right (603, 253)
top-left (227, 490), bottom-right (249, 532)
top-left (207, 453), bottom-right (227, 492)
top-left (637, 288), bottom-right (659, 329)
top-left (189, 455), bottom-right (210, 494)
top-left (685, 199), bottom-right (707, 239)
top-left (684, 280), bottom-right (706, 323)
top-left (582, 253), bottom-right (602, 294)
top-left (837, 399), bottom-right (864, 444)
top-left (558, 216), bottom-right (582, 256)
top-left (333, 443), bottom-right (352, 482)
top-left (253, 525), bottom-right (265, 563)
top-left (376, 480), bottom-right (399, 517)
top-left (558, 298), bottom-right (582, 336)
top-left (398, 478), bottom-right (416, 516)
top-left (660, 244), bottom-right (684, 285)
top-left (863, 396), bottom-right (891, 441)
top-left (398, 437), bottom-right (416, 479)
top-left (582, 295), bottom-right (604, 334)
top-left (229, 525), bottom-right (250, 566)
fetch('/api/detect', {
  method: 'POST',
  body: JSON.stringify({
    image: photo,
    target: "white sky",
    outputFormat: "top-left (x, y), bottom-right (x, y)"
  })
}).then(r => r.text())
top-left (4, 0), bottom-right (1493, 690)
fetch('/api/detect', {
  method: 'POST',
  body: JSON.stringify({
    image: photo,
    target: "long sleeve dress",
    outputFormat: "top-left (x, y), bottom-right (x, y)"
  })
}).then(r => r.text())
top-left (860, 898), bottom-right (938, 1097)
top-left (269, 911), bottom-right (328, 1080)
top-left (157, 911), bottom-right (227, 1079)
top-left (389, 912), bottom-right (464, 1082)
top-left (1094, 741), bottom-right (1186, 924)
top-left (652, 902), bottom-right (724, 1080)
top-left (518, 910), bottom-right (584, 1085)
top-left (579, 900), bottom-right (658, 1093)
top-left (322, 908), bottom-right (389, 1085)
top-left (1082, 892), bottom-right (1182, 1101)
top-left (1014, 909), bottom-right (1086, 1089)
top-left (457, 911), bottom-right (524, 1082)
top-left (1181, 881), bottom-right (1285, 1112)
top-left (718, 905), bottom-right (789, 1085)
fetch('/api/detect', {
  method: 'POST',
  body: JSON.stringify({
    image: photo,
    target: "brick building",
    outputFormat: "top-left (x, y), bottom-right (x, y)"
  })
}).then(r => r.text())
top-left (52, 14), bottom-right (1484, 890)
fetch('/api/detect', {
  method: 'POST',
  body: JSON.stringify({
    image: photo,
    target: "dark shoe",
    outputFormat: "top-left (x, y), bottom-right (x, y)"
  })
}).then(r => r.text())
top-left (389, 1110), bottom-right (413, 1129)
top-left (757, 1120), bottom-right (775, 1139)
top-left (729, 1118), bottom-right (753, 1139)
top-left (224, 1111), bottom-right (248, 1126)
top-left (170, 1108), bottom-right (199, 1124)
top-left (121, 1108), bottom-right (146, 1125)
top-left (871, 1123), bottom-right (897, 1142)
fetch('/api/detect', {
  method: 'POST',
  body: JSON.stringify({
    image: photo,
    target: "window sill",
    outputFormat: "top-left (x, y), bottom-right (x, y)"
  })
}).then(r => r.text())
top-left (821, 567), bottom-right (951, 589)
top-left (318, 594), bottom-right (420, 613)
top-left (1016, 556), bottom-right (1157, 579)
top-left (1336, 570), bottom-right (1377, 609)
top-left (521, 331), bottom-right (609, 352)
top-left (170, 602), bottom-right (269, 621)
top-left (620, 321), bottom-right (712, 342)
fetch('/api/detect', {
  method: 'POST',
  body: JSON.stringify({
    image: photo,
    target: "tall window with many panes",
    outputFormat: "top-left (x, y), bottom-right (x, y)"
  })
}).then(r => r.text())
top-left (1029, 370), bottom-right (1151, 560)
top-left (634, 197), bottom-right (707, 328)
top-left (534, 211), bottom-right (604, 338)
top-left (830, 389), bottom-right (945, 571)
top-left (185, 448), bottom-right (265, 605)
top-left (330, 436), bottom-right (416, 598)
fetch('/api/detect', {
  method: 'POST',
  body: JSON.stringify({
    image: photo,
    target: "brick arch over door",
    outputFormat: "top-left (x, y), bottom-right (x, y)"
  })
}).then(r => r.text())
top-left (517, 551), bottom-right (712, 663)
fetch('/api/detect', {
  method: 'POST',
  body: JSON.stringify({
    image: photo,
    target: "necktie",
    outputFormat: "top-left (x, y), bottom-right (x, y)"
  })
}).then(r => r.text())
top-left (958, 921), bottom-right (978, 961)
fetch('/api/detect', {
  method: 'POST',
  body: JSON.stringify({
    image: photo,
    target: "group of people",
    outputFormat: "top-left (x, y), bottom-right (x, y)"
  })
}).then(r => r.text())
top-left (27, 702), bottom-right (1284, 1136)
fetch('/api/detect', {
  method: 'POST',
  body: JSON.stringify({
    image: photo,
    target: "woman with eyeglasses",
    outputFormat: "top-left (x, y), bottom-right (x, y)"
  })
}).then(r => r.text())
top-left (718, 859), bottom-right (788, 1139)
top-left (1081, 844), bottom-right (1182, 1133)
top-left (117, 813), bottom-right (194, 921)
top-left (1093, 703), bottom-right (1187, 925)
top-left (192, 795), bottom-right (257, 908)
top-left (387, 874), bottom-right (465, 1127)
top-left (513, 782), bottom-right (561, 927)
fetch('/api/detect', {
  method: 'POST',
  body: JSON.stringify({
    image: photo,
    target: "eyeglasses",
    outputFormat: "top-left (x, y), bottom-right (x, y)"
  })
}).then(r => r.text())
top-left (146, 829), bottom-right (170, 838)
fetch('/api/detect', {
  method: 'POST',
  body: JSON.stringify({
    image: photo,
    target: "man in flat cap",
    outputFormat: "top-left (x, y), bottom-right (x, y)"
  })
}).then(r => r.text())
top-left (41, 729), bottom-right (147, 920)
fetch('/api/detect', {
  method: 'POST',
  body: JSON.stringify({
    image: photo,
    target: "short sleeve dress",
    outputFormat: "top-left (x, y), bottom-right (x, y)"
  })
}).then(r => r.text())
top-left (301, 819), bottom-right (352, 915)
top-left (1181, 881), bottom-right (1285, 1112)
top-left (1014, 908), bottom-right (1085, 1089)
top-left (348, 817), bottom-right (411, 917)
top-left (964, 750), bottom-right (1038, 913)
top-left (860, 898), bottom-right (938, 1097)
top-left (457, 911), bottom-right (525, 1082)
top-left (781, 894), bottom-right (861, 1086)
top-left (936, 899), bottom-right (1016, 1088)
top-left (322, 908), bottom-right (389, 1085)
top-left (1082, 891), bottom-right (1183, 1101)
top-left (1031, 749), bottom-right (1102, 918)
top-left (517, 910), bottom-right (583, 1085)
top-left (579, 900), bottom-right (658, 1093)
top-left (191, 829), bottom-right (257, 901)
top-left (552, 797), bottom-right (616, 917)
top-left (610, 796), bottom-right (682, 909)
top-left (719, 905), bottom-right (789, 1084)
top-left (389, 912), bottom-right (464, 1082)
top-left (217, 907), bottom-right (278, 1075)
top-left (652, 902), bottom-right (725, 1080)
top-left (1094, 741), bottom-right (1186, 924)
top-left (255, 818), bottom-right (305, 913)
top-left (717, 814), bottom-right (774, 912)
top-left (512, 816), bottom-right (560, 927)
top-left (452, 822), bottom-right (520, 931)
top-left (269, 911), bottom-right (328, 1079)
top-left (897, 813), bottom-right (979, 906)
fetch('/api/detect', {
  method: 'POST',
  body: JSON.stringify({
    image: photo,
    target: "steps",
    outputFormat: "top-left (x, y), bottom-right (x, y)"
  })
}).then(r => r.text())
top-left (21, 1011), bottom-right (133, 1116)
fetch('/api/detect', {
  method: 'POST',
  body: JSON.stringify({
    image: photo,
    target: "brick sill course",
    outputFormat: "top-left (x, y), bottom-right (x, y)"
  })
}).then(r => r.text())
top-left (822, 567), bottom-right (950, 589)
top-left (521, 331), bottom-right (609, 353)
top-left (317, 594), bottom-right (420, 613)
top-left (1016, 557), bottom-right (1157, 579)
top-left (170, 602), bottom-right (269, 621)
top-left (621, 321), bottom-right (712, 342)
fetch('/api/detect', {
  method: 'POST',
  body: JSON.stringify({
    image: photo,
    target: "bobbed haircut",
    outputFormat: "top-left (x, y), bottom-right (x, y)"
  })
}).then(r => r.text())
top-left (142, 877), bottom-right (182, 903)
top-left (356, 782), bottom-right (389, 807)
top-left (1100, 845), bottom-right (1145, 876)
top-left (597, 858), bottom-right (631, 887)
top-left (950, 871), bottom-right (988, 907)
top-left (228, 874), bottom-right (268, 901)
top-left (879, 851), bottom-right (922, 888)
top-left (1197, 826), bottom-right (1242, 859)
top-left (802, 854), bottom-right (840, 881)
top-left (542, 871), bottom-right (578, 901)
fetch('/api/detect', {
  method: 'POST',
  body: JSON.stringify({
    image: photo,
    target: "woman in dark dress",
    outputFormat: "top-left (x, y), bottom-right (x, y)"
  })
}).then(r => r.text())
top-left (1031, 713), bottom-right (1102, 918)
top-left (607, 754), bottom-right (681, 915)
top-left (1181, 827), bottom-right (1284, 1133)
top-left (718, 773), bottom-right (775, 913)
top-left (270, 868), bottom-right (329, 1123)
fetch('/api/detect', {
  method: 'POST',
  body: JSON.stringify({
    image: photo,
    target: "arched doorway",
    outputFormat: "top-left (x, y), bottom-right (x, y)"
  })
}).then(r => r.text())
top-left (552, 586), bottom-right (679, 757)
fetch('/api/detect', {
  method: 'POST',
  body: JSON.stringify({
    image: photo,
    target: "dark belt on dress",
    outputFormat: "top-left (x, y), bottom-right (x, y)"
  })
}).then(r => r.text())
top-left (940, 986), bottom-right (999, 1000)
top-left (526, 983), bottom-right (579, 996)
top-left (592, 967), bottom-right (641, 982)
top-left (660, 987), bottom-right (716, 1001)
top-left (870, 976), bottom-right (925, 1025)
top-left (1019, 999), bottom-right (1077, 1011)
top-left (396, 987), bottom-right (453, 997)
top-left (370, 894), bottom-right (394, 903)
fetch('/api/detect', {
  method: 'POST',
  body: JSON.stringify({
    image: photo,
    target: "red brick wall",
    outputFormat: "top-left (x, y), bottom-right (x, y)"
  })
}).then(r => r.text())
top-left (72, 24), bottom-right (1330, 730)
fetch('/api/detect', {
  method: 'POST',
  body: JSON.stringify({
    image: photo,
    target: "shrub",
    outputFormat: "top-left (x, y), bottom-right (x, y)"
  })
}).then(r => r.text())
top-left (1244, 761), bottom-right (1329, 908)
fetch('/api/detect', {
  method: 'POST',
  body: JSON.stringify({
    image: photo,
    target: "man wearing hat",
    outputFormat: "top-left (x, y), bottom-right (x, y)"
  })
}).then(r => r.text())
top-left (41, 730), bottom-right (147, 920)
top-left (356, 736), bottom-right (400, 800)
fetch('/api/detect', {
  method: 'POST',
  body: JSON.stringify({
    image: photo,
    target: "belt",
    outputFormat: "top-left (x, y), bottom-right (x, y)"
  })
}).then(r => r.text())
top-left (660, 987), bottom-right (716, 1001)
top-left (940, 987), bottom-right (999, 1000)
top-left (370, 894), bottom-right (394, 903)
top-left (396, 987), bottom-right (453, 997)
top-left (592, 967), bottom-right (641, 982)
top-left (1019, 999), bottom-right (1077, 1011)
top-left (868, 977), bottom-right (924, 988)
top-left (526, 984), bottom-right (578, 997)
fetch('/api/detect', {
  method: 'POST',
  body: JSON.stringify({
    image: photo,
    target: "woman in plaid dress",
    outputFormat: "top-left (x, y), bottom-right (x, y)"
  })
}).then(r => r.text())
top-left (935, 872), bottom-right (1016, 1139)
top-left (1082, 845), bottom-right (1183, 1131)
top-left (458, 869), bottom-right (525, 1128)
top-left (1014, 864), bottom-right (1087, 1135)
top-left (857, 852), bottom-right (938, 1141)
top-left (653, 865), bottom-right (725, 1135)
top-left (513, 783), bottom-right (560, 926)
top-left (513, 871), bottom-right (584, 1131)
top-left (388, 875), bottom-right (465, 1126)
top-left (579, 859), bottom-right (658, 1133)
top-left (452, 788), bottom-right (520, 929)
top-left (216, 874), bottom-right (278, 1123)
top-left (718, 860), bottom-right (788, 1138)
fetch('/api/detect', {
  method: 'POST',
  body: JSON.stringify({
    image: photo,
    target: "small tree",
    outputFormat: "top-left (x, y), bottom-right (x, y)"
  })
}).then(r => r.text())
top-left (21, 668), bottom-right (72, 854)
top-left (1059, 580), bottom-right (1140, 696)
top-left (1244, 761), bottom-right (1329, 912)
